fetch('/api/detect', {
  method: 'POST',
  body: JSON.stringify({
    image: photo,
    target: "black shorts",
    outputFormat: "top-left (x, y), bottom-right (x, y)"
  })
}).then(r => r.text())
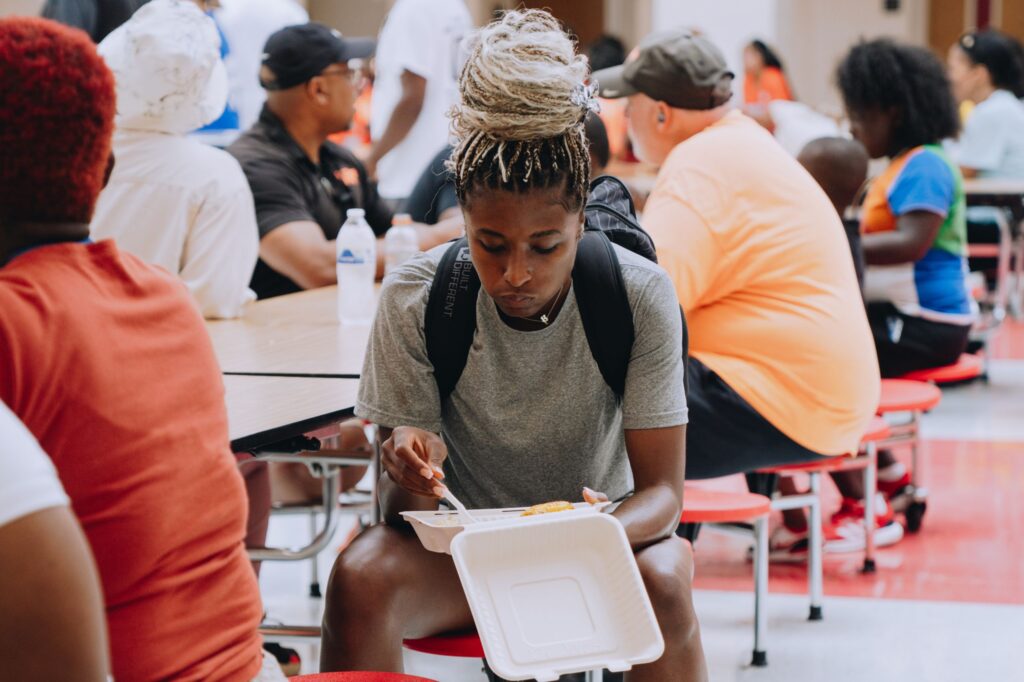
top-left (866, 301), bottom-right (971, 378)
top-left (685, 358), bottom-right (829, 480)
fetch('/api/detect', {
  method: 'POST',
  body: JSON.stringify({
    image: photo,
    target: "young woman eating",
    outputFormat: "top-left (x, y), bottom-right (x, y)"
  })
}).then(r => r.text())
top-left (320, 10), bottom-right (706, 681)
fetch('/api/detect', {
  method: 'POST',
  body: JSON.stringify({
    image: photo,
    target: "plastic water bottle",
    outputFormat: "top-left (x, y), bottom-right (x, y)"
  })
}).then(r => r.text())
top-left (384, 213), bottom-right (420, 275)
top-left (336, 208), bottom-right (377, 325)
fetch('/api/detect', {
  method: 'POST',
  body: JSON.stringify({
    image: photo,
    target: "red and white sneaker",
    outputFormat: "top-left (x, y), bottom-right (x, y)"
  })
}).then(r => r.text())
top-left (768, 524), bottom-right (810, 563)
top-left (877, 470), bottom-right (913, 499)
top-left (747, 524), bottom-right (810, 563)
top-left (825, 495), bottom-right (904, 553)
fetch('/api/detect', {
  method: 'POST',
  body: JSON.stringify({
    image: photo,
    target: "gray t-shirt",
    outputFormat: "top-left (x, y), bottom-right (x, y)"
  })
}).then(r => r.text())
top-left (356, 243), bottom-right (687, 509)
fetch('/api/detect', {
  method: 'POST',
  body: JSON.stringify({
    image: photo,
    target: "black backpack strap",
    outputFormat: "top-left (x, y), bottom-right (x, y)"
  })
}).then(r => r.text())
top-left (425, 238), bottom-right (480, 404)
top-left (679, 305), bottom-right (690, 397)
top-left (573, 231), bottom-right (634, 399)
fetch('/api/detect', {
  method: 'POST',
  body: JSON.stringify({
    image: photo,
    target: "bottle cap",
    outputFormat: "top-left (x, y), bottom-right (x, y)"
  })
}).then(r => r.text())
top-left (392, 213), bottom-right (413, 226)
top-left (346, 208), bottom-right (366, 219)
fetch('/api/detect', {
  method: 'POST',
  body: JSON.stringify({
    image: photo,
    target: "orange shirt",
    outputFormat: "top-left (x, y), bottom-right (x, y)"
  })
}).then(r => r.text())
top-left (743, 66), bottom-right (793, 105)
top-left (643, 111), bottom-right (879, 456)
top-left (0, 241), bottom-right (263, 681)
top-left (329, 83), bottom-right (374, 148)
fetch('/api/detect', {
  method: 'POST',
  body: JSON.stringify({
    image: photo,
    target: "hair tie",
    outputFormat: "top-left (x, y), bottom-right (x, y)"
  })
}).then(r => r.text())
top-left (571, 81), bottom-right (601, 117)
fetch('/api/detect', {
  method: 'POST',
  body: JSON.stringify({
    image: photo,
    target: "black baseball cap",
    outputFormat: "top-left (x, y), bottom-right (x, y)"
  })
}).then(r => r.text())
top-left (593, 31), bottom-right (734, 110)
top-left (261, 22), bottom-right (375, 91)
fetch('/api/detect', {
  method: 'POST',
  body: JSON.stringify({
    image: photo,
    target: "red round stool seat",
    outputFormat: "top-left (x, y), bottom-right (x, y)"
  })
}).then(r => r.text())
top-left (680, 487), bottom-right (771, 523)
top-left (403, 629), bottom-right (484, 658)
top-left (290, 673), bottom-right (437, 682)
top-left (899, 354), bottom-right (983, 384)
top-left (758, 454), bottom-right (860, 475)
top-left (757, 417), bottom-right (891, 475)
top-left (877, 379), bottom-right (941, 414)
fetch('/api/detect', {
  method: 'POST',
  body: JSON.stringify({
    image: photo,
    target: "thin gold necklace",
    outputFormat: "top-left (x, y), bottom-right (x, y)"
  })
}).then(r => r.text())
top-left (523, 279), bottom-right (568, 326)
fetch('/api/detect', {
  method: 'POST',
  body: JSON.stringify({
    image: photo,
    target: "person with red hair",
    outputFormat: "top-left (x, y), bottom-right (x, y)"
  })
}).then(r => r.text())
top-left (0, 17), bottom-right (284, 682)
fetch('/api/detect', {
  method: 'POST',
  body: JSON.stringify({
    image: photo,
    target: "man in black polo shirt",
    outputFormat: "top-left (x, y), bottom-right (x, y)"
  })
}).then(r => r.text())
top-left (229, 23), bottom-right (460, 299)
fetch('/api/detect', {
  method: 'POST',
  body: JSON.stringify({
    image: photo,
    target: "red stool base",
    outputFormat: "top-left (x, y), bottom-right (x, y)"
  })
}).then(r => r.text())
top-left (290, 673), bottom-right (437, 682)
top-left (403, 630), bottom-right (485, 658)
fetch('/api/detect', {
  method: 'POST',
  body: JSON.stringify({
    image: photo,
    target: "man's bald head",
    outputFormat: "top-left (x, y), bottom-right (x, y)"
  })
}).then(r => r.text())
top-left (798, 137), bottom-right (869, 215)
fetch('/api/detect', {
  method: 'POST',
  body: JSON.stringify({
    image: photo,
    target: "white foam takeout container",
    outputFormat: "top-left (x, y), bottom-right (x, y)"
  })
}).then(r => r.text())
top-left (449, 511), bottom-right (664, 681)
top-left (400, 502), bottom-right (609, 555)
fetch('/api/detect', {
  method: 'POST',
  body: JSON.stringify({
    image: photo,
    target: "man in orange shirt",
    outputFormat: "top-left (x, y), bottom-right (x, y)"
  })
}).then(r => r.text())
top-left (0, 17), bottom-right (280, 681)
top-left (596, 32), bottom-right (881, 555)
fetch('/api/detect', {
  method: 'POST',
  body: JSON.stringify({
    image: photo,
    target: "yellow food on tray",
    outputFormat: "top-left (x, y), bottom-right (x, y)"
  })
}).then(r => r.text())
top-left (521, 501), bottom-right (573, 516)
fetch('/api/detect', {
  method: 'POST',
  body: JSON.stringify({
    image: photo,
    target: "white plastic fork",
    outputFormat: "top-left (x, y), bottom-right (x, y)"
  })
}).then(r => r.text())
top-left (439, 485), bottom-right (475, 525)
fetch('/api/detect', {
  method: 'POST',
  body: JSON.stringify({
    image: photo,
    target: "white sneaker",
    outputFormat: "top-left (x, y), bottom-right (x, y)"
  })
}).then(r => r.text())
top-left (825, 518), bottom-right (905, 553)
top-left (746, 524), bottom-right (810, 564)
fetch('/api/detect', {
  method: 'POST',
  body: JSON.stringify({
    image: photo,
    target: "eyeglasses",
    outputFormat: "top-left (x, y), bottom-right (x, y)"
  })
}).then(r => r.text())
top-left (318, 67), bottom-right (364, 87)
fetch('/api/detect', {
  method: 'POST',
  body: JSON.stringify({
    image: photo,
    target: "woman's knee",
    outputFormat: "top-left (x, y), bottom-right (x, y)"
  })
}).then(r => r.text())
top-left (636, 537), bottom-right (698, 636)
top-left (326, 525), bottom-right (408, 614)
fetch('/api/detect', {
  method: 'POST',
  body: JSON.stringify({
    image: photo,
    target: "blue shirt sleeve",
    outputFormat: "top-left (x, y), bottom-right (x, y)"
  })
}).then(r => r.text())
top-left (887, 149), bottom-right (955, 217)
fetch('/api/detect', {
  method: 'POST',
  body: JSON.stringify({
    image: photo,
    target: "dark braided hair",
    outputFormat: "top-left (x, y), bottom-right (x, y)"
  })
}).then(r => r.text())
top-left (448, 9), bottom-right (592, 213)
top-left (837, 39), bottom-right (959, 156)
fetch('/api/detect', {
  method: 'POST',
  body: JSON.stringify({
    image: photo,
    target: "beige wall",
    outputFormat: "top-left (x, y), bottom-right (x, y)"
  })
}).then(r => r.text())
top-left (307, 0), bottom-right (651, 44)
top-left (776, 0), bottom-right (929, 113)
top-left (605, 0), bottom-right (651, 49)
top-left (0, 0), bottom-right (44, 17)
top-left (308, 0), bottom-right (392, 35)
top-left (6, 0), bottom-right (932, 112)
top-left (651, 0), bottom-right (779, 101)
top-left (307, 0), bottom-right (505, 35)
top-left (604, 0), bottom-right (931, 112)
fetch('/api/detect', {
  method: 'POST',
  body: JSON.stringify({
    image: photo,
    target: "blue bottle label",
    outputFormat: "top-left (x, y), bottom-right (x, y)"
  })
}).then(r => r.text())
top-left (337, 249), bottom-right (366, 265)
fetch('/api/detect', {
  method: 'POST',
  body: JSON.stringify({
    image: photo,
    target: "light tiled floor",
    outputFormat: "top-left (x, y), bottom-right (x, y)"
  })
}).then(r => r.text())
top-left (921, 360), bottom-right (1024, 441)
top-left (260, 321), bottom-right (1024, 680)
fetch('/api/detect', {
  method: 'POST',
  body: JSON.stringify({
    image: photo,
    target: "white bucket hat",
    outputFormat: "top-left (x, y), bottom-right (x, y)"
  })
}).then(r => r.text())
top-left (99, 0), bottom-right (228, 134)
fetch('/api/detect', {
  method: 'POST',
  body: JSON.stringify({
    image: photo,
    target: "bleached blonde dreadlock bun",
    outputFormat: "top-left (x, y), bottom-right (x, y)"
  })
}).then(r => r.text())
top-left (454, 9), bottom-right (590, 140)
top-left (449, 9), bottom-right (592, 210)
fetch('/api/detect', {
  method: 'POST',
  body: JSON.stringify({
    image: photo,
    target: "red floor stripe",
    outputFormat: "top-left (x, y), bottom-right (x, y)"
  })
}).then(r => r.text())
top-left (691, 439), bottom-right (1024, 605)
top-left (990, 319), bottom-right (1024, 360)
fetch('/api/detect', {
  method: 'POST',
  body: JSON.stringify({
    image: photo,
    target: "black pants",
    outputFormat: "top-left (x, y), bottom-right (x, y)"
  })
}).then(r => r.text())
top-left (684, 358), bottom-right (829, 480)
top-left (866, 302), bottom-right (971, 378)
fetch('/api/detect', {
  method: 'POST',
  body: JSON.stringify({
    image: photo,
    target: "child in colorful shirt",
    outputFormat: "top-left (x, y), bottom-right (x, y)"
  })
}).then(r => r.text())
top-left (800, 38), bottom-right (978, 555)
top-left (839, 39), bottom-right (974, 377)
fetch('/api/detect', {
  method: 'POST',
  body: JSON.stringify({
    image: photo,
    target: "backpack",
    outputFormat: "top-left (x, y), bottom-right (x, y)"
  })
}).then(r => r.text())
top-left (424, 175), bottom-right (689, 404)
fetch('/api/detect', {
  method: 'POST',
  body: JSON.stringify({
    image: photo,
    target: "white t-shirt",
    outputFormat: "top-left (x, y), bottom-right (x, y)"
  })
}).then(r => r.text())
top-left (0, 401), bottom-right (68, 530)
top-left (371, 0), bottom-right (471, 199)
top-left (216, 0), bottom-right (309, 133)
top-left (956, 89), bottom-right (1024, 179)
top-left (91, 128), bottom-right (259, 319)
